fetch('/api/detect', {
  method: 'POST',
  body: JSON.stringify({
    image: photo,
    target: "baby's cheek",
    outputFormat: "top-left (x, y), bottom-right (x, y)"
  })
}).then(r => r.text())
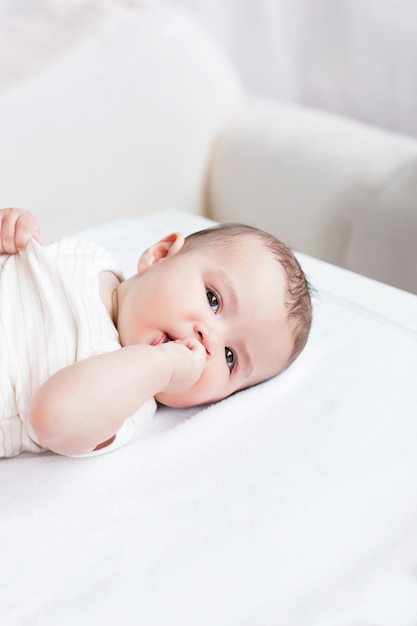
top-left (194, 363), bottom-right (227, 401)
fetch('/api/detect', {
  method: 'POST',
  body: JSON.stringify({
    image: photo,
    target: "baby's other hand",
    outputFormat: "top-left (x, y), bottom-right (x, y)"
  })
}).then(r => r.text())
top-left (0, 208), bottom-right (43, 254)
top-left (156, 338), bottom-right (206, 394)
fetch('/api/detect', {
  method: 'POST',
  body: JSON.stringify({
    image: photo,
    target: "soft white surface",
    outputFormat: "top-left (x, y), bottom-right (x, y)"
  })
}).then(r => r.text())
top-left (1, 210), bottom-right (417, 626)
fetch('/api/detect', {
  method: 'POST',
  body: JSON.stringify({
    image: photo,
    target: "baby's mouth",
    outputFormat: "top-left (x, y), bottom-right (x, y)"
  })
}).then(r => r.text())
top-left (153, 333), bottom-right (173, 346)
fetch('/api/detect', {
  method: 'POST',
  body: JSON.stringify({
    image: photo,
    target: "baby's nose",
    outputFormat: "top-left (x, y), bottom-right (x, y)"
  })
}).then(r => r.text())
top-left (194, 323), bottom-right (218, 357)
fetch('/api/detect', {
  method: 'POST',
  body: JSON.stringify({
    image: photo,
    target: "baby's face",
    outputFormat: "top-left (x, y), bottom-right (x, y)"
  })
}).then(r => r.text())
top-left (116, 236), bottom-right (294, 407)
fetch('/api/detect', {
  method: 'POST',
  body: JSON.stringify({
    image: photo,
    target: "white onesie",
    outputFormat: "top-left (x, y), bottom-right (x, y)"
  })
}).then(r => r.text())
top-left (0, 238), bottom-right (156, 457)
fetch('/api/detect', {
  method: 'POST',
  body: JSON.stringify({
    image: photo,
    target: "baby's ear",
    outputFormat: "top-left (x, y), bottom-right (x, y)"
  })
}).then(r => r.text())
top-left (137, 232), bottom-right (185, 274)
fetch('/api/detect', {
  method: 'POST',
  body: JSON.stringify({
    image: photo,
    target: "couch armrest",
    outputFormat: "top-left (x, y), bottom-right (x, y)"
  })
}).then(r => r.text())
top-left (207, 97), bottom-right (417, 293)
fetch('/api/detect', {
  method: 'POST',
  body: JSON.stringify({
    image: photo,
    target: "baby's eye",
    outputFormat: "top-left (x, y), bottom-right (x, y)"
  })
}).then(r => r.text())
top-left (225, 347), bottom-right (235, 369)
top-left (206, 289), bottom-right (219, 313)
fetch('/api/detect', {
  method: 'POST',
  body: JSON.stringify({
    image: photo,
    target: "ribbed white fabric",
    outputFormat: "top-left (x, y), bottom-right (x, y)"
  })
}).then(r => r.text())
top-left (0, 238), bottom-right (156, 457)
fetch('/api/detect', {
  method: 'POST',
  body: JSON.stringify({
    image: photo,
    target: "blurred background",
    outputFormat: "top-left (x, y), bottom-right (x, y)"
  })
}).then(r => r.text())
top-left (1, 0), bottom-right (417, 295)
top-left (0, 0), bottom-right (417, 135)
top-left (2, 0), bottom-right (416, 138)
top-left (161, 0), bottom-right (417, 138)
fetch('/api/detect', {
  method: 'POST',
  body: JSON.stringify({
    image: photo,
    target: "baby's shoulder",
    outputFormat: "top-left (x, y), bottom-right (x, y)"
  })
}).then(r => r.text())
top-left (47, 238), bottom-right (124, 280)
top-left (47, 237), bottom-right (113, 260)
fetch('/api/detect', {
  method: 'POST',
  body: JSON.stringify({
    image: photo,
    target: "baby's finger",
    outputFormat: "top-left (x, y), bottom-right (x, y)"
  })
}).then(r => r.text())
top-left (0, 209), bottom-right (42, 254)
top-left (175, 337), bottom-right (204, 353)
top-left (15, 214), bottom-right (43, 250)
top-left (176, 337), bottom-right (207, 366)
top-left (0, 210), bottom-right (19, 254)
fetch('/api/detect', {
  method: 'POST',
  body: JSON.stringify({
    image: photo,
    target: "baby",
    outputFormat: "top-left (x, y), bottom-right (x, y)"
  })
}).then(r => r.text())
top-left (0, 207), bottom-right (312, 458)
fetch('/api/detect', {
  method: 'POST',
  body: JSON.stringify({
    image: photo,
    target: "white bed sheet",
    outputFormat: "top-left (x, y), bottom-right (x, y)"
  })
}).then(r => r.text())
top-left (1, 209), bottom-right (417, 626)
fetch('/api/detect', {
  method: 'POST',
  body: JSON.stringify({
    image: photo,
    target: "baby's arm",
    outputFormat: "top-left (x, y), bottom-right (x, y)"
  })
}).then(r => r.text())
top-left (0, 208), bottom-right (42, 254)
top-left (29, 339), bottom-right (206, 456)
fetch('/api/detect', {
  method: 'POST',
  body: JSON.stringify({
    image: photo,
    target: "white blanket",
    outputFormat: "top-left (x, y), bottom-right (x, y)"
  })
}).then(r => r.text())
top-left (1, 210), bottom-right (416, 626)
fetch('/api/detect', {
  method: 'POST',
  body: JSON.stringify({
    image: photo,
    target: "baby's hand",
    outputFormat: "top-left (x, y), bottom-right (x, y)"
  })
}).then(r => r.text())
top-left (0, 208), bottom-right (43, 254)
top-left (156, 338), bottom-right (206, 394)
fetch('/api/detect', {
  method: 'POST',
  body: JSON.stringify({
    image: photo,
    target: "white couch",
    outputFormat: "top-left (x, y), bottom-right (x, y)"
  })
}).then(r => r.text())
top-left (1, 0), bottom-right (416, 293)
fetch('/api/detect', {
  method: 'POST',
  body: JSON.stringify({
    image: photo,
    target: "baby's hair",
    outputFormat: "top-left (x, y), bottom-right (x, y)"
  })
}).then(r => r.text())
top-left (183, 223), bottom-right (313, 370)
